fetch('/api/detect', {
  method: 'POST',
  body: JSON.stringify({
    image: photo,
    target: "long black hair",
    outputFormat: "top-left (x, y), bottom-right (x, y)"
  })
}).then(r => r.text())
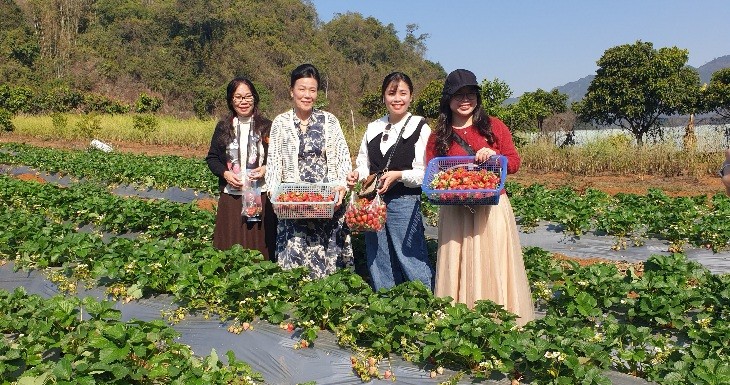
top-left (218, 77), bottom-right (270, 149)
top-left (433, 87), bottom-right (495, 156)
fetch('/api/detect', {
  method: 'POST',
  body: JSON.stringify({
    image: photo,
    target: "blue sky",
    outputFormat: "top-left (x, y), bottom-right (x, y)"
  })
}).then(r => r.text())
top-left (311, 0), bottom-right (730, 97)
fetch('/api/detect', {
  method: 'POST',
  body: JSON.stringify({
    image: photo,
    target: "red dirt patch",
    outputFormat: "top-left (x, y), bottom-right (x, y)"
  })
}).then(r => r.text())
top-left (195, 198), bottom-right (217, 212)
top-left (15, 173), bottom-right (46, 184)
top-left (509, 171), bottom-right (724, 198)
top-left (552, 252), bottom-right (644, 277)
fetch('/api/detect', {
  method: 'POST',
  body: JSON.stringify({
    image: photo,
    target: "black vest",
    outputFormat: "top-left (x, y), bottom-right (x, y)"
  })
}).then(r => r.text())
top-left (366, 119), bottom-right (425, 196)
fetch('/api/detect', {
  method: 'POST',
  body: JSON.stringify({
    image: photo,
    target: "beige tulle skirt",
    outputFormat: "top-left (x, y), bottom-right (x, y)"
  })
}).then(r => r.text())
top-left (434, 195), bottom-right (535, 326)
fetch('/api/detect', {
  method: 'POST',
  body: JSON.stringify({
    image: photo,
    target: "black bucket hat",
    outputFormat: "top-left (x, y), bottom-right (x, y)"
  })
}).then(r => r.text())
top-left (442, 69), bottom-right (481, 96)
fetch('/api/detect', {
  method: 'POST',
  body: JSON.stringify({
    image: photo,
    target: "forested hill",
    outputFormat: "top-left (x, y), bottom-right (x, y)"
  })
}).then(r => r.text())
top-left (0, 0), bottom-right (445, 122)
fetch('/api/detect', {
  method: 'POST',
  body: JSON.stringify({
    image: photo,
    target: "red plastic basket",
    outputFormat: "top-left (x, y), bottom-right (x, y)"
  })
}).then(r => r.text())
top-left (422, 155), bottom-right (507, 205)
top-left (270, 183), bottom-right (338, 219)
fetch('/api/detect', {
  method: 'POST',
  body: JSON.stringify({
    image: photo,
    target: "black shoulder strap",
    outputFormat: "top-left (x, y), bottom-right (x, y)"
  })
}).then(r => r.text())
top-left (382, 115), bottom-right (412, 171)
top-left (452, 132), bottom-right (476, 156)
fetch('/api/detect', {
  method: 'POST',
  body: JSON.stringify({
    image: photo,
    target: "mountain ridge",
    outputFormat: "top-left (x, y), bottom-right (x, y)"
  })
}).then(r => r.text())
top-left (512, 54), bottom-right (730, 104)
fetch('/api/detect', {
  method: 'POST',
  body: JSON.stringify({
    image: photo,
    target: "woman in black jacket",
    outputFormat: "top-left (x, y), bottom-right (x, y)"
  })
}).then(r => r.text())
top-left (205, 77), bottom-right (276, 260)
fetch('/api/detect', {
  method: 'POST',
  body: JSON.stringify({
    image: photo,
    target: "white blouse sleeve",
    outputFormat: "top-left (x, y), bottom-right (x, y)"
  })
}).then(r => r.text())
top-left (353, 133), bottom-right (370, 181)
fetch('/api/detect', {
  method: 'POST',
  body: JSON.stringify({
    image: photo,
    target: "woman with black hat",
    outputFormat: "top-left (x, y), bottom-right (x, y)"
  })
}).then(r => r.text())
top-left (425, 69), bottom-right (534, 326)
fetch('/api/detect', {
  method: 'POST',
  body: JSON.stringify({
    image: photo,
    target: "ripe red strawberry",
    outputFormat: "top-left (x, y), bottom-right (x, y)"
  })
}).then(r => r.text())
top-left (345, 198), bottom-right (386, 232)
top-left (429, 166), bottom-right (500, 202)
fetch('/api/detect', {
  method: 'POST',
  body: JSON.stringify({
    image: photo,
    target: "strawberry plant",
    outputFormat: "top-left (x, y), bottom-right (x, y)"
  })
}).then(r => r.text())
top-left (2, 155), bottom-right (730, 385)
top-left (0, 142), bottom-right (218, 193)
top-left (0, 288), bottom-right (263, 384)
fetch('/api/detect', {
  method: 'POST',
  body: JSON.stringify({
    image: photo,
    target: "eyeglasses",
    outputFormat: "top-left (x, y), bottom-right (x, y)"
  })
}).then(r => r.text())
top-left (452, 92), bottom-right (477, 102)
top-left (381, 124), bottom-right (392, 142)
top-left (233, 94), bottom-right (254, 103)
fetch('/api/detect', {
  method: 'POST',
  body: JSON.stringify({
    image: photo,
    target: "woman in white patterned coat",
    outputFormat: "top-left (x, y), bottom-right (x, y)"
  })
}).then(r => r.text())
top-left (265, 63), bottom-right (353, 279)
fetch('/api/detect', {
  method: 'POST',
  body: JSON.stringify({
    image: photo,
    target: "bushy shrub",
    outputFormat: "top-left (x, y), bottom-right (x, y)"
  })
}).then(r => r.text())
top-left (0, 85), bottom-right (34, 113)
top-left (133, 113), bottom-right (159, 139)
top-left (41, 86), bottom-right (84, 113)
top-left (82, 93), bottom-right (130, 114)
top-left (75, 113), bottom-right (102, 139)
top-left (0, 108), bottom-right (14, 132)
top-left (358, 92), bottom-right (386, 120)
top-left (412, 79), bottom-right (443, 120)
top-left (135, 93), bottom-right (163, 113)
top-left (51, 112), bottom-right (68, 135)
top-left (192, 86), bottom-right (220, 119)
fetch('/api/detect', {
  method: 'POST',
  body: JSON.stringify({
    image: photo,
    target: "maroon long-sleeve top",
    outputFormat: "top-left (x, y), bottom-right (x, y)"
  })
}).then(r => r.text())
top-left (425, 116), bottom-right (521, 174)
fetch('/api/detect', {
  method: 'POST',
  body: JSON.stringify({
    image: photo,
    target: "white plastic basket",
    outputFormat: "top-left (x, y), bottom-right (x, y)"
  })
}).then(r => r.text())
top-left (422, 155), bottom-right (507, 205)
top-left (270, 182), bottom-right (338, 219)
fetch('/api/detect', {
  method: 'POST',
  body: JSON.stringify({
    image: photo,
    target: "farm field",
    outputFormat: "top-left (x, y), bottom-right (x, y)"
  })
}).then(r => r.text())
top-left (1, 132), bottom-right (726, 197)
top-left (1, 135), bottom-right (729, 385)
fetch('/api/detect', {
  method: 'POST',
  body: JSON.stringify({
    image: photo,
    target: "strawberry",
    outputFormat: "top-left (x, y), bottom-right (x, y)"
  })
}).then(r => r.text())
top-left (429, 166), bottom-right (500, 202)
top-left (345, 198), bottom-right (386, 232)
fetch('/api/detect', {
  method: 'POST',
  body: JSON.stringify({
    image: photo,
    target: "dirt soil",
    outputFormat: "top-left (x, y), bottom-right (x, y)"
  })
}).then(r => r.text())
top-left (2, 132), bottom-right (726, 197)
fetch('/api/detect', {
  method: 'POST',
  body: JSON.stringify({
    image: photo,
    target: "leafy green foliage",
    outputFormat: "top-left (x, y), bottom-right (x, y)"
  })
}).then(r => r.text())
top-left (81, 93), bottom-right (130, 114)
top-left (0, 84), bottom-right (33, 113)
top-left (75, 113), bottom-right (102, 139)
top-left (132, 113), bottom-right (160, 139)
top-left (0, 0), bottom-right (445, 123)
top-left (0, 107), bottom-right (13, 131)
top-left (412, 79), bottom-right (443, 119)
top-left (0, 288), bottom-right (263, 384)
top-left (2, 147), bottom-right (730, 384)
top-left (134, 93), bottom-right (163, 113)
top-left (505, 182), bottom-right (730, 253)
top-left (0, 143), bottom-right (218, 194)
top-left (703, 67), bottom-right (730, 119)
top-left (358, 92), bottom-right (386, 120)
top-left (480, 77), bottom-right (513, 120)
top-left (575, 41), bottom-right (701, 145)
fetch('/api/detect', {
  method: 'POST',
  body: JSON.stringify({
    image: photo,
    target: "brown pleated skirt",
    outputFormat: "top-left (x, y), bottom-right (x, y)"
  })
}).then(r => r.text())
top-left (434, 195), bottom-right (535, 326)
top-left (212, 192), bottom-right (277, 261)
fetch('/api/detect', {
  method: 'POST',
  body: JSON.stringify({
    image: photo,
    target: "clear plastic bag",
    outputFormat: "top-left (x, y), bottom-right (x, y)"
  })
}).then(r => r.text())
top-left (345, 193), bottom-right (387, 232)
top-left (241, 170), bottom-right (262, 221)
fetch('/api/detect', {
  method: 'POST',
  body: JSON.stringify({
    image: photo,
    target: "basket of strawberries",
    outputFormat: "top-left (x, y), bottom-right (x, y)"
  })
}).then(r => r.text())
top-left (422, 155), bottom-right (507, 205)
top-left (270, 183), bottom-right (339, 219)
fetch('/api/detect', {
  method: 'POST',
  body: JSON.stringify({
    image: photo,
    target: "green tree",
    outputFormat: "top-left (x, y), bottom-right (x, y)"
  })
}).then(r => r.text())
top-left (703, 68), bottom-right (730, 119)
top-left (520, 88), bottom-right (568, 132)
top-left (503, 96), bottom-right (536, 133)
top-left (404, 23), bottom-right (429, 58)
top-left (575, 41), bottom-right (700, 145)
top-left (358, 92), bottom-right (386, 120)
top-left (322, 12), bottom-right (401, 66)
top-left (480, 78), bottom-right (513, 121)
top-left (135, 93), bottom-right (163, 113)
top-left (412, 79), bottom-right (443, 120)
